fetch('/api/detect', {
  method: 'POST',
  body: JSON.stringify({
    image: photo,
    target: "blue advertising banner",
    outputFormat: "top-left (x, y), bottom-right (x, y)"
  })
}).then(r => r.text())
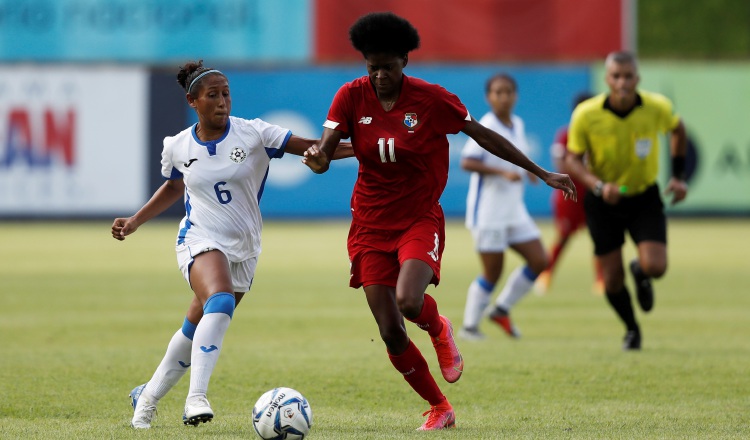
top-left (198, 65), bottom-right (590, 219)
top-left (0, 0), bottom-right (309, 62)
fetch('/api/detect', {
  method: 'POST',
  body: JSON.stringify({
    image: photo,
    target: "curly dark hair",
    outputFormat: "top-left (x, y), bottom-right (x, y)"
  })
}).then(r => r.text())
top-left (176, 60), bottom-right (224, 95)
top-left (349, 12), bottom-right (420, 57)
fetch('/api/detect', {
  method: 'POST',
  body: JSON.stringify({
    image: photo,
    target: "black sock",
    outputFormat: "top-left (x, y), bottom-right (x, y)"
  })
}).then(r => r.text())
top-left (632, 260), bottom-right (648, 281)
top-left (605, 286), bottom-right (639, 332)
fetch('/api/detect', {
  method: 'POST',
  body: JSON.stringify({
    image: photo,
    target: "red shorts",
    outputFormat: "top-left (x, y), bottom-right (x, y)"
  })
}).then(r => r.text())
top-left (347, 204), bottom-right (445, 289)
top-left (552, 188), bottom-right (587, 235)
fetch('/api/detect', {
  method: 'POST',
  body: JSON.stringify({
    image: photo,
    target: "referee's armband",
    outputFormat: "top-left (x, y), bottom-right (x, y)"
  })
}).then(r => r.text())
top-left (672, 156), bottom-right (686, 180)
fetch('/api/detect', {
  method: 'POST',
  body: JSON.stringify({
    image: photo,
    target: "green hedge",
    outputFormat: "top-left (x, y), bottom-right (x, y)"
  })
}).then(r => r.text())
top-left (639, 0), bottom-right (750, 58)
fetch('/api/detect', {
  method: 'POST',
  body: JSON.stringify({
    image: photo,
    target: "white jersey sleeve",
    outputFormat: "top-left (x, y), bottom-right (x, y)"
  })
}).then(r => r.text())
top-left (235, 117), bottom-right (291, 159)
top-left (161, 128), bottom-right (190, 180)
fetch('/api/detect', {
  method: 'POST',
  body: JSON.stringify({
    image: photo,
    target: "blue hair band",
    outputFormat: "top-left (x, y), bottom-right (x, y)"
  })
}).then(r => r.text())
top-left (187, 69), bottom-right (222, 95)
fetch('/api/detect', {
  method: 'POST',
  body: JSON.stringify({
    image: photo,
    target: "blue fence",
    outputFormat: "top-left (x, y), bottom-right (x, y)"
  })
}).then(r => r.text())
top-left (198, 64), bottom-right (591, 218)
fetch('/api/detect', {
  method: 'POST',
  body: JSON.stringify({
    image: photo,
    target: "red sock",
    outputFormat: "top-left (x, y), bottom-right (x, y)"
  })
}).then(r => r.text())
top-left (406, 294), bottom-right (443, 337)
top-left (388, 340), bottom-right (446, 406)
top-left (548, 243), bottom-right (562, 272)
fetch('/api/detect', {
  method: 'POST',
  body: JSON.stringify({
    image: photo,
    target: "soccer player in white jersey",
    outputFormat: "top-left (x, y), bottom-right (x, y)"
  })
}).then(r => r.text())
top-left (460, 73), bottom-right (549, 341)
top-left (111, 60), bottom-right (351, 429)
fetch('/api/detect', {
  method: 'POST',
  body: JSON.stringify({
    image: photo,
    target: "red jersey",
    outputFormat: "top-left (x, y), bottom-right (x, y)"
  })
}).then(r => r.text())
top-left (551, 126), bottom-right (586, 196)
top-left (324, 75), bottom-right (470, 230)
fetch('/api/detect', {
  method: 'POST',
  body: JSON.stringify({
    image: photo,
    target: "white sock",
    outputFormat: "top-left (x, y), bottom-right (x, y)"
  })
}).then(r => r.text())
top-left (142, 328), bottom-right (193, 402)
top-left (463, 278), bottom-right (493, 329)
top-left (495, 267), bottom-right (535, 311)
top-left (188, 312), bottom-right (231, 399)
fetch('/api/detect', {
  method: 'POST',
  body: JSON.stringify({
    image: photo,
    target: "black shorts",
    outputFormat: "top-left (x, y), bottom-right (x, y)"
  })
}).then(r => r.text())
top-left (584, 184), bottom-right (667, 256)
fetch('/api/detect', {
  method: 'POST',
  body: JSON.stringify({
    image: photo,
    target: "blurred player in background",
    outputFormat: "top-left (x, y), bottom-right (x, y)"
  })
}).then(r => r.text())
top-left (303, 12), bottom-right (576, 431)
top-left (458, 73), bottom-right (548, 341)
top-left (112, 61), bottom-right (351, 429)
top-left (535, 92), bottom-right (605, 296)
top-left (565, 51), bottom-right (688, 350)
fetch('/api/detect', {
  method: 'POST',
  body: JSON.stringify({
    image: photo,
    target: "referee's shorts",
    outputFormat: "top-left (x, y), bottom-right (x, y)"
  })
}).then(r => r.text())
top-left (584, 184), bottom-right (666, 256)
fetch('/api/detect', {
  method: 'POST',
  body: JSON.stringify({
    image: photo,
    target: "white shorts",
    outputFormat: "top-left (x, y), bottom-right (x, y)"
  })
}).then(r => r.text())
top-left (470, 218), bottom-right (541, 253)
top-left (176, 239), bottom-right (258, 293)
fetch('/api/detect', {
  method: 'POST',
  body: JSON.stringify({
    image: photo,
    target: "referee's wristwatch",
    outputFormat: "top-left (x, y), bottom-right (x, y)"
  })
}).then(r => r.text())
top-left (592, 180), bottom-right (604, 197)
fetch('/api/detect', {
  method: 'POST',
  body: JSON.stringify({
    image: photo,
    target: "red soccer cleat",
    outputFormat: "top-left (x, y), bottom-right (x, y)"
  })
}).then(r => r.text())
top-left (417, 400), bottom-right (456, 431)
top-left (430, 315), bottom-right (464, 383)
top-left (488, 307), bottom-right (521, 338)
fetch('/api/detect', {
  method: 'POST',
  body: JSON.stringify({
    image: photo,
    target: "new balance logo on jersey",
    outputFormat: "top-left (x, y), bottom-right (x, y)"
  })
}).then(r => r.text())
top-left (358, 116), bottom-right (372, 124)
top-left (200, 345), bottom-right (218, 353)
top-left (184, 158), bottom-right (198, 167)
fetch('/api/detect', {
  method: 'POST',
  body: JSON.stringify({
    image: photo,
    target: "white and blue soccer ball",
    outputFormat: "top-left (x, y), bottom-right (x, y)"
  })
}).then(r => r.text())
top-left (252, 387), bottom-right (312, 440)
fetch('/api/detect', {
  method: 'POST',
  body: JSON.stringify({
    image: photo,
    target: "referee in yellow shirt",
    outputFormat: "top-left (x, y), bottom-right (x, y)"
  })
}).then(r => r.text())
top-left (565, 51), bottom-right (688, 350)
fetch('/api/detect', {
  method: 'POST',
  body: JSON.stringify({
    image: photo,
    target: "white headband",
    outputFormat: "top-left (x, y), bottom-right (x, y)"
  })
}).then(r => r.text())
top-left (187, 69), bottom-right (222, 95)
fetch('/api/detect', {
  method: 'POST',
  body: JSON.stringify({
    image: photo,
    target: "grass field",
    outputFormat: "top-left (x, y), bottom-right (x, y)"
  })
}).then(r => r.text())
top-left (1, 218), bottom-right (748, 439)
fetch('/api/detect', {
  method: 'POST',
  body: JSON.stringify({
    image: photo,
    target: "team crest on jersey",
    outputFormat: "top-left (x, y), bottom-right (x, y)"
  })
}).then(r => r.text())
top-left (229, 147), bottom-right (247, 163)
top-left (403, 113), bottom-right (418, 130)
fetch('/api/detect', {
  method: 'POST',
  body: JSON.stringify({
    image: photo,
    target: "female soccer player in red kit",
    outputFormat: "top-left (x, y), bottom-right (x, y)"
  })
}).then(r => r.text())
top-left (303, 12), bottom-right (576, 431)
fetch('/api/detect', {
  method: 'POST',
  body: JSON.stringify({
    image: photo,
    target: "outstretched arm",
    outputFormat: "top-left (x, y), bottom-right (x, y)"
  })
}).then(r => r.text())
top-left (302, 127), bottom-right (346, 174)
top-left (462, 118), bottom-right (577, 200)
top-left (284, 135), bottom-right (354, 160)
top-left (111, 178), bottom-right (185, 241)
top-left (461, 157), bottom-right (523, 182)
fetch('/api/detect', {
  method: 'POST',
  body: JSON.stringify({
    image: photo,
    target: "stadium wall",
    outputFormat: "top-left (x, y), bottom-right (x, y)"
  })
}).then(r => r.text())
top-left (215, 65), bottom-right (591, 219)
top-left (314, 0), bottom-right (627, 62)
top-left (2, 63), bottom-right (749, 219)
top-left (1, 0), bottom-right (746, 218)
top-left (0, 0), bottom-right (625, 63)
top-left (0, 0), bottom-right (310, 63)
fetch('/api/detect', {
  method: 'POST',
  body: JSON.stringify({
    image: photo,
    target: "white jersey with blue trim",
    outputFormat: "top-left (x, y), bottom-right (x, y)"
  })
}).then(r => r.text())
top-left (161, 116), bottom-right (292, 262)
top-left (463, 112), bottom-right (531, 228)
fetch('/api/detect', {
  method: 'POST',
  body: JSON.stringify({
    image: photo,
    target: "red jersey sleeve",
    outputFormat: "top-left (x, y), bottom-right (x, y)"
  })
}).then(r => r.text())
top-left (324, 82), bottom-right (355, 137)
top-left (433, 87), bottom-right (470, 135)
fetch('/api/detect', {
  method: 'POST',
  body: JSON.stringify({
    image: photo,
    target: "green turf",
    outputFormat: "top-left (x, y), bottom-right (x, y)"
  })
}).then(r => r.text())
top-left (1, 219), bottom-right (748, 439)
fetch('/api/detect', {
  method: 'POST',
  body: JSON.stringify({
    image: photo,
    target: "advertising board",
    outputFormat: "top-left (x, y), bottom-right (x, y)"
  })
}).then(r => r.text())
top-left (0, 65), bottom-right (149, 215)
top-left (213, 65), bottom-right (591, 218)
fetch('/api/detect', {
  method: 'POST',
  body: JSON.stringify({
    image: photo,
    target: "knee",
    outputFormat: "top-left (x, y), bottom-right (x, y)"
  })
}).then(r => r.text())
top-left (378, 324), bottom-right (408, 349)
top-left (641, 260), bottom-right (667, 279)
top-left (396, 295), bottom-right (423, 319)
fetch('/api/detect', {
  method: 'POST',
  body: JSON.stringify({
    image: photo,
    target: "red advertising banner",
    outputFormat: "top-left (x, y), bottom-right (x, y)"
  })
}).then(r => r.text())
top-left (314, 0), bottom-right (627, 62)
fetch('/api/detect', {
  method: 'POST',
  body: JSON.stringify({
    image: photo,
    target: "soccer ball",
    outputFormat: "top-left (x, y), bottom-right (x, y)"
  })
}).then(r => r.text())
top-left (252, 387), bottom-right (312, 440)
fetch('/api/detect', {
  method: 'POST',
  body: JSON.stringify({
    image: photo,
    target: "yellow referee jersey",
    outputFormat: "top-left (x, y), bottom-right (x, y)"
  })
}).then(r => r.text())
top-left (568, 90), bottom-right (680, 196)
